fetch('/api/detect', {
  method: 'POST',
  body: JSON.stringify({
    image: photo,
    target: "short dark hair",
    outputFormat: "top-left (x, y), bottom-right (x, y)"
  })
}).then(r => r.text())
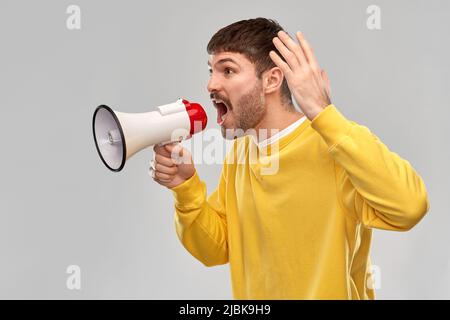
top-left (207, 17), bottom-right (293, 107)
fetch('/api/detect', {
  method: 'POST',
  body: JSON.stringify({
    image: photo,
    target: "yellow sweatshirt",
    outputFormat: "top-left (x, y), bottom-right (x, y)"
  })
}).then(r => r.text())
top-left (170, 105), bottom-right (429, 299)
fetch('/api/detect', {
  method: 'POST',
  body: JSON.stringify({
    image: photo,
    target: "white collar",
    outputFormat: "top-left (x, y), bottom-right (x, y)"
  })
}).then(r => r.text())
top-left (252, 115), bottom-right (306, 148)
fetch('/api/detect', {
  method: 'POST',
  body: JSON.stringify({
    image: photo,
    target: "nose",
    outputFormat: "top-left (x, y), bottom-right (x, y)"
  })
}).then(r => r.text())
top-left (207, 74), bottom-right (221, 93)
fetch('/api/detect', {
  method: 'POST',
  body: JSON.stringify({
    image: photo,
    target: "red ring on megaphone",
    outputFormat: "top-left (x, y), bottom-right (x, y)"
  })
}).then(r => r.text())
top-left (182, 99), bottom-right (208, 135)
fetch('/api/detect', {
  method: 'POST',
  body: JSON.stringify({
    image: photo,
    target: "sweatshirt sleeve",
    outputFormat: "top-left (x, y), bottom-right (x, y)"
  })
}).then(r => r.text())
top-left (311, 105), bottom-right (430, 231)
top-left (170, 161), bottom-right (229, 266)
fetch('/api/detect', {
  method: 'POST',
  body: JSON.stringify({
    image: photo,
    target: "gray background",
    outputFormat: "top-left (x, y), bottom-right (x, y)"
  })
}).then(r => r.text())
top-left (0, 0), bottom-right (448, 299)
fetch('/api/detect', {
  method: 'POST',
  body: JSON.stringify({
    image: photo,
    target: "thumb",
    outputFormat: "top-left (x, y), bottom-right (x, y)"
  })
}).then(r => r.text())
top-left (164, 142), bottom-right (183, 157)
top-left (164, 143), bottom-right (190, 164)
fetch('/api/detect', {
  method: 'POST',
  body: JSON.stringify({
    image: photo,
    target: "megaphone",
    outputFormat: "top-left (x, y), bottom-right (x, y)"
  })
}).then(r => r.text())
top-left (92, 98), bottom-right (207, 172)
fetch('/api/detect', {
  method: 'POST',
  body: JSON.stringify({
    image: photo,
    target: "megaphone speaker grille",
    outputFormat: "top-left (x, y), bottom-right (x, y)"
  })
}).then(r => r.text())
top-left (92, 105), bottom-right (127, 172)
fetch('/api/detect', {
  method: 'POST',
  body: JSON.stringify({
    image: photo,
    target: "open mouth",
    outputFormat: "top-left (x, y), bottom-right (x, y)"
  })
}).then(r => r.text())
top-left (212, 99), bottom-right (229, 125)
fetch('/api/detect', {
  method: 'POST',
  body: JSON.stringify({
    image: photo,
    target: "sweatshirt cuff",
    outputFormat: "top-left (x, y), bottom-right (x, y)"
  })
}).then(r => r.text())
top-left (170, 170), bottom-right (204, 206)
top-left (310, 104), bottom-right (353, 150)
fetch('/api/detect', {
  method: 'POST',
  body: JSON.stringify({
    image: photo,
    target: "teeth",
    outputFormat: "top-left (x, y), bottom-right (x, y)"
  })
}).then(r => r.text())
top-left (212, 98), bottom-right (225, 104)
top-left (221, 113), bottom-right (227, 121)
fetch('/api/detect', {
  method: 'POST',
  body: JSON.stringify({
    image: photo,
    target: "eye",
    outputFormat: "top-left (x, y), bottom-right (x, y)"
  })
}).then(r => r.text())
top-left (224, 67), bottom-right (234, 75)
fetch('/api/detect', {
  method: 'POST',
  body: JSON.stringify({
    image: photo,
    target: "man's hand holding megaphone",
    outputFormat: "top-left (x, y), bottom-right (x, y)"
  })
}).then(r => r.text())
top-left (92, 99), bottom-right (207, 172)
top-left (150, 143), bottom-right (196, 189)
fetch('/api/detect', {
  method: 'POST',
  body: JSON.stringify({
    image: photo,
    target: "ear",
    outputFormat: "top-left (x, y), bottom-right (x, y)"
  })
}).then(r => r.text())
top-left (262, 67), bottom-right (284, 95)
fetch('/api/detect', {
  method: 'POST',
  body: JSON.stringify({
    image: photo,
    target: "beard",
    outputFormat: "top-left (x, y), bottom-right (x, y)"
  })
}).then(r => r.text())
top-left (222, 81), bottom-right (266, 139)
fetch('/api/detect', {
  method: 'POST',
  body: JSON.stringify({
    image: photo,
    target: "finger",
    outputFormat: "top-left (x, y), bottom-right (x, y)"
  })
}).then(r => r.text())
top-left (277, 30), bottom-right (307, 67)
top-left (164, 143), bottom-right (182, 162)
top-left (155, 154), bottom-right (177, 167)
top-left (149, 166), bottom-right (171, 184)
top-left (165, 142), bottom-right (183, 157)
top-left (321, 69), bottom-right (331, 97)
top-left (272, 37), bottom-right (300, 71)
top-left (154, 171), bottom-right (174, 181)
top-left (295, 31), bottom-right (320, 71)
top-left (153, 144), bottom-right (171, 157)
top-left (269, 50), bottom-right (293, 79)
top-left (155, 162), bottom-right (178, 175)
top-left (153, 177), bottom-right (171, 184)
top-left (165, 143), bottom-right (192, 165)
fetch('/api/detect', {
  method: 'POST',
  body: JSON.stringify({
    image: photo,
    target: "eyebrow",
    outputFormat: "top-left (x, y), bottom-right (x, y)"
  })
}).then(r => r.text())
top-left (207, 58), bottom-right (239, 67)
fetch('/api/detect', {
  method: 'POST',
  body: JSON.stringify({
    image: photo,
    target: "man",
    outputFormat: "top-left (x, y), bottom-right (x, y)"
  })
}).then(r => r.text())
top-left (150, 18), bottom-right (429, 299)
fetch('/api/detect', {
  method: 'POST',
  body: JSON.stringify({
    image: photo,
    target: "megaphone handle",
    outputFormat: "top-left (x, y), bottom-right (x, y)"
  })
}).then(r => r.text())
top-left (150, 140), bottom-right (183, 177)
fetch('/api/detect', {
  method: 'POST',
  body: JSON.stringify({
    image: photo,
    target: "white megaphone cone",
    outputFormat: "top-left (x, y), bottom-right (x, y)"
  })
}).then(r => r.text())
top-left (92, 98), bottom-right (207, 172)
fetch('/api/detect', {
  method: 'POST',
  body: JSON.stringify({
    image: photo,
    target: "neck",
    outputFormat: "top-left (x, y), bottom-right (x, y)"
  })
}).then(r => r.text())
top-left (253, 102), bottom-right (305, 142)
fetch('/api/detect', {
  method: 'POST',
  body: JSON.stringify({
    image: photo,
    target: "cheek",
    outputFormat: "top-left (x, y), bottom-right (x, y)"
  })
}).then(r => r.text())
top-left (226, 74), bottom-right (258, 108)
top-left (228, 83), bottom-right (248, 102)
